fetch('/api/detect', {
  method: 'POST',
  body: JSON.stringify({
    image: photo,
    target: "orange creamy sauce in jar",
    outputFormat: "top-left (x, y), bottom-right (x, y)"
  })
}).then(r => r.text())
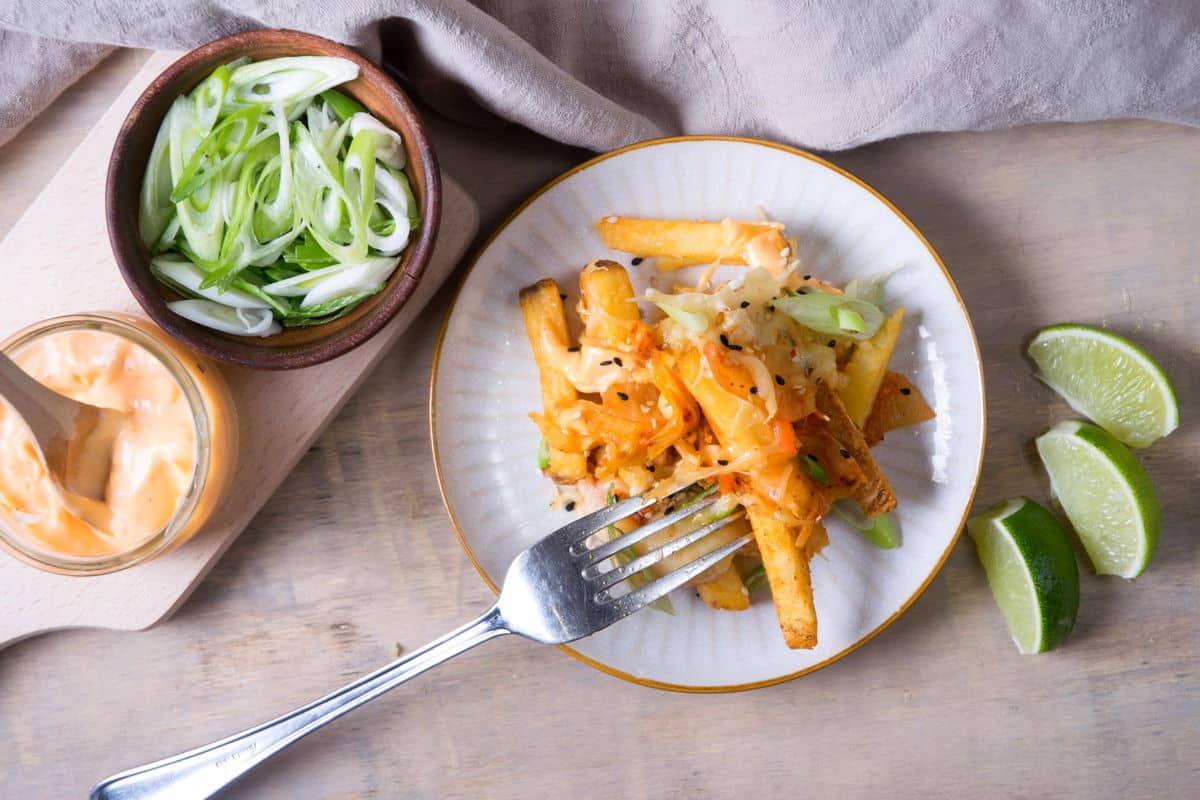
top-left (0, 314), bottom-right (238, 568)
top-left (0, 329), bottom-right (197, 557)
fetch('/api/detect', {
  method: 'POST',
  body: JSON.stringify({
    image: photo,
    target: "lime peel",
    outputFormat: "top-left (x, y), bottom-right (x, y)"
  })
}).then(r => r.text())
top-left (1036, 420), bottom-right (1161, 578)
top-left (967, 496), bottom-right (1080, 654)
top-left (1028, 323), bottom-right (1179, 448)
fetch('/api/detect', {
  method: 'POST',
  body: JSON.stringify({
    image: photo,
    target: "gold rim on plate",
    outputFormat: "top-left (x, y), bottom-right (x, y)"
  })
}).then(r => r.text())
top-left (428, 135), bottom-right (987, 693)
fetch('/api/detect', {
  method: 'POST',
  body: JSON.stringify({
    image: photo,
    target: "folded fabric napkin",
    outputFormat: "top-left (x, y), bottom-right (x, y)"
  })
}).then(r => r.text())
top-left (3, 1), bottom-right (1199, 151)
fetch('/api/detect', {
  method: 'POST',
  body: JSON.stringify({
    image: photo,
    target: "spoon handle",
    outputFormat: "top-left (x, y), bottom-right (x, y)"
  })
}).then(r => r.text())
top-left (0, 352), bottom-right (76, 445)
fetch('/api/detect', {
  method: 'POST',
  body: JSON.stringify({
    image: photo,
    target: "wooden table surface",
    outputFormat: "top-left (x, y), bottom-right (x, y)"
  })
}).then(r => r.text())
top-left (1, 50), bottom-right (1196, 800)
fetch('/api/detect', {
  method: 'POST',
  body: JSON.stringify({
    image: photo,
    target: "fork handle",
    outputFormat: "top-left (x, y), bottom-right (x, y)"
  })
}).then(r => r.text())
top-left (90, 605), bottom-right (509, 800)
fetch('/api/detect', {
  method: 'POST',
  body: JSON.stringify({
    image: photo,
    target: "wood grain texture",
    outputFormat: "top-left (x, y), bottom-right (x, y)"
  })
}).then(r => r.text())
top-left (0, 51), bottom-right (477, 647)
top-left (2, 53), bottom-right (1197, 800)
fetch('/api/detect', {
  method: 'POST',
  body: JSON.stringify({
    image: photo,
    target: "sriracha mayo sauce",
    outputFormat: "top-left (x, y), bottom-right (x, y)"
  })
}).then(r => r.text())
top-left (0, 314), bottom-right (235, 570)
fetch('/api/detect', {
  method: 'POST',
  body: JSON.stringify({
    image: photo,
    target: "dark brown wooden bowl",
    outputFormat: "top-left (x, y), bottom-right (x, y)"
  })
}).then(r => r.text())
top-left (107, 30), bottom-right (441, 369)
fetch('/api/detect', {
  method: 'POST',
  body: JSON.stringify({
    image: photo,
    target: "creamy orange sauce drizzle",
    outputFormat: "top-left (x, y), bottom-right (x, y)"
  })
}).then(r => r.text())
top-left (0, 330), bottom-right (197, 557)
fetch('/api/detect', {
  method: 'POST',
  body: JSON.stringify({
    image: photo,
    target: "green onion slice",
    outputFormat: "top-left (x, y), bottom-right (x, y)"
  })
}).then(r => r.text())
top-left (844, 268), bottom-right (900, 307)
top-left (319, 89), bottom-right (366, 121)
top-left (773, 291), bottom-right (885, 340)
top-left (167, 299), bottom-right (281, 337)
top-left (832, 502), bottom-right (900, 549)
top-left (800, 454), bottom-right (830, 485)
top-left (742, 564), bottom-right (768, 593)
top-left (226, 56), bottom-right (359, 111)
top-left (151, 256), bottom-right (270, 309)
top-left (641, 289), bottom-right (711, 332)
top-left (348, 112), bottom-right (406, 168)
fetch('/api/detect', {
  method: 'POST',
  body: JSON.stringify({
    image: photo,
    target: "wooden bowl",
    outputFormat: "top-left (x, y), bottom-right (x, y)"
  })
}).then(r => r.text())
top-left (106, 30), bottom-right (441, 369)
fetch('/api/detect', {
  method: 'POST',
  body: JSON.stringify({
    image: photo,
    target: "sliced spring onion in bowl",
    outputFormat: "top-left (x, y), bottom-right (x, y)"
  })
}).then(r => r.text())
top-left (151, 256), bottom-right (271, 309)
top-left (137, 54), bottom-right (419, 339)
top-left (226, 56), bottom-right (359, 110)
top-left (348, 113), bottom-right (406, 169)
top-left (168, 299), bottom-right (282, 337)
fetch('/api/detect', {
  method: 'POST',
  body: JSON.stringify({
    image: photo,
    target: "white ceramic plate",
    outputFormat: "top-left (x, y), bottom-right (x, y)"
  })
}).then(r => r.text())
top-left (431, 137), bottom-right (985, 691)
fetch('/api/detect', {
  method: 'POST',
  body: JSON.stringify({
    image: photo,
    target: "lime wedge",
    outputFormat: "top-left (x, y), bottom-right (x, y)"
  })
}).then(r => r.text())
top-left (1027, 324), bottom-right (1179, 448)
top-left (1036, 420), bottom-right (1161, 578)
top-left (968, 497), bottom-right (1080, 654)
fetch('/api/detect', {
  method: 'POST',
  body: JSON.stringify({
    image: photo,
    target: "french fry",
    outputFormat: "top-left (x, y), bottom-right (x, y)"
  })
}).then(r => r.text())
top-left (579, 259), bottom-right (639, 345)
top-left (676, 345), bottom-right (771, 452)
top-left (519, 279), bottom-right (576, 412)
top-left (862, 371), bottom-right (935, 446)
top-left (546, 450), bottom-right (587, 482)
top-left (816, 382), bottom-right (897, 517)
top-left (839, 307), bottom-right (905, 427)
top-left (596, 217), bottom-right (784, 267)
top-left (640, 512), bottom-right (751, 581)
top-left (654, 256), bottom-right (705, 272)
top-left (746, 506), bottom-right (817, 649)
top-left (697, 558), bottom-right (751, 610)
top-left (520, 279), bottom-right (588, 483)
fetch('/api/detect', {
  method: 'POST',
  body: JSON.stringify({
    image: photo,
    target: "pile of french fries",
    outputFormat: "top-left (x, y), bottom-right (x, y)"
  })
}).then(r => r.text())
top-left (520, 216), bottom-right (934, 649)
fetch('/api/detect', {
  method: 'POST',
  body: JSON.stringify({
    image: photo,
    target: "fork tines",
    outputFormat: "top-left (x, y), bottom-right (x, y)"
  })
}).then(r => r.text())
top-left (565, 483), bottom-right (753, 621)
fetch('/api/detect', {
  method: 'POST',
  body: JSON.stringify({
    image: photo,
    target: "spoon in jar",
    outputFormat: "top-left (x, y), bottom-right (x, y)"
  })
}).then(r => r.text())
top-left (0, 352), bottom-right (127, 522)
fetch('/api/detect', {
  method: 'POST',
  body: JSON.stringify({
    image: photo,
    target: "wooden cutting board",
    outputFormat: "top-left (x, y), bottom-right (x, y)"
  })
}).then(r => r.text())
top-left (0, 51), bottom-right (478, 648)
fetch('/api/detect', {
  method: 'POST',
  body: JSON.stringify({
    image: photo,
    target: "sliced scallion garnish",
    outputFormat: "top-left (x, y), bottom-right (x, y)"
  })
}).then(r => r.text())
top-left (800, 454), bottom-right (830, 485)
top-left (167, 299), bottom-right (281, 337)
top-left (773, 291), bottom-right (885, 340)
top-left (832, 502), bottom-right (900, 549)
top-left (139, 55), bottom-right (417, 337)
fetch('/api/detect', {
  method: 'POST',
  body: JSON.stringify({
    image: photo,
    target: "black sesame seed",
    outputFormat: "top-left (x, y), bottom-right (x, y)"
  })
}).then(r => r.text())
top-left (565, 501), bottom-right (576, 512)
top-left (599, 359), bottom-right (613, 366)
top-left (900, 387), bottom-right (912, 395)
top-left (613, 356), bottom-right (623, 367)
top-left (617, 391), bottom-right (629, 401)
top-left (806, 453), bottom-right (819, 462)
top-left (750, 386), bottom-right (759, 394)
top-left (775, 374), bottom-right (785, 385)
top-left (720, 333), bottom-right (730, 347)
top-left (827, 340), bottom-right (836, 347)
top-left (767, 305), bottom-right (776, 312)
top-left (567, 345), bottom-right (581, 353)
top-left (796, 289), bottom-right (807, 295)
top-left (560, 293), bottom-right (567, 300)
top-left (717, 459), bottom-right (729, 466)
top-left (840, 448), bottom-right (851, 458)
top-left (803, 274), bottom-right (812, 280)
top-left (646, 465), bottom-right (656, 473)
top-left (740, 300), bottom-right (750, 308)
top-left (632, 257), bottom-right (644, 266)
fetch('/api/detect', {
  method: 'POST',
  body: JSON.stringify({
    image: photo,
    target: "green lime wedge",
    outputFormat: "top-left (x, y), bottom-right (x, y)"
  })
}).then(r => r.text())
top-left (1027, 324), bottom-right (1179, 448)
top-left (1036, 420), bottom-right (1161, 578)
top-left (968, 497), bottom-right (1080, 654)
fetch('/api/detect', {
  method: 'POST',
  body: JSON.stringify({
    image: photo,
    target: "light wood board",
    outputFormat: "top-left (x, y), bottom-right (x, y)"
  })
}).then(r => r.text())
top-left (2, 50), bottom-right (1197, 800)
top-left (0, 51), bottom-right (478, 647)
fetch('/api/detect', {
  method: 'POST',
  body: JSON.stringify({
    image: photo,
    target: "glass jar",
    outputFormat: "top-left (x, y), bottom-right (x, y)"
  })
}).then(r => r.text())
top-left (0, 312), bottom-right (237, 575)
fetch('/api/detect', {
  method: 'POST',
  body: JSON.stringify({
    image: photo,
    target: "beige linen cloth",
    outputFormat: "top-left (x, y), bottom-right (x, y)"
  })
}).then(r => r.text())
top-left (2, 1), bottom-right (1199, 151)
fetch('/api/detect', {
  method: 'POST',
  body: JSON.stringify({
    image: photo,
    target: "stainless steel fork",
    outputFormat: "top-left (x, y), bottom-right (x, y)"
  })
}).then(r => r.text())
top-left (90, 485), bottom-right (748, 800)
